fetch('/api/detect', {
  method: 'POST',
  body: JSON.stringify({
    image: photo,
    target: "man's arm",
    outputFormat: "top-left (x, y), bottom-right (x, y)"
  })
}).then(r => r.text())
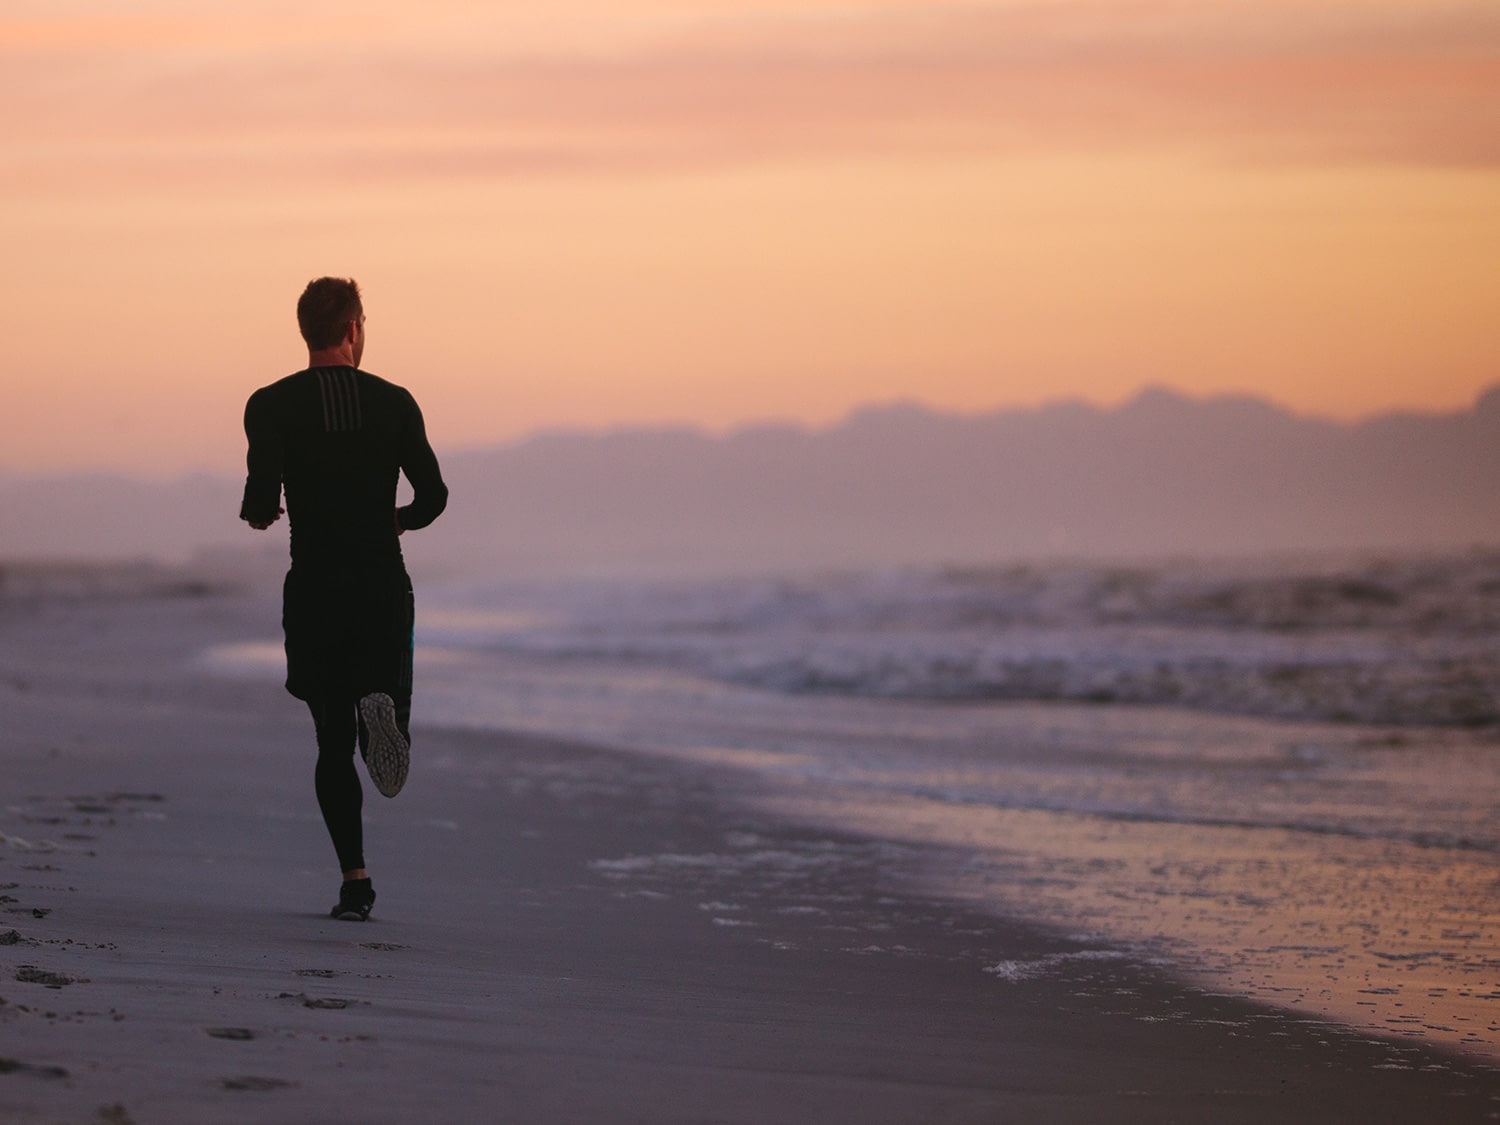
top-left (240, 388), bottom-right (285, 530)
top-left (395, 391), bottom-right (448, 532)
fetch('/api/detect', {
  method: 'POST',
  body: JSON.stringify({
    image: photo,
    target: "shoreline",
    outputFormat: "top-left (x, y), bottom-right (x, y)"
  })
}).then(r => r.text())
top-left (2, 585), bottom-right (1499, 1120)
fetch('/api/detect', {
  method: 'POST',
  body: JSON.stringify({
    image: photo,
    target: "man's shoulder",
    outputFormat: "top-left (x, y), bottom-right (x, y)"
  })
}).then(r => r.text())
top-left (354, 369), bottom-right (414, 399)
top-left (247, 369), bottom-right (311, 404)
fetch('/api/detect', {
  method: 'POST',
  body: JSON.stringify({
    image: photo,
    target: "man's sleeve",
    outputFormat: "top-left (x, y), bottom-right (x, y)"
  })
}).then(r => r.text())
top-left (396, 391), bottom-right (448, 531)
top-left (239, 388), bottom-right (285, 524)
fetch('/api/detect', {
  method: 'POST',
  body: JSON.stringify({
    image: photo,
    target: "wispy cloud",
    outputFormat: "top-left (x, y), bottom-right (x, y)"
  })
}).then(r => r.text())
top-left (4, 1), bottom-right (1499, 192)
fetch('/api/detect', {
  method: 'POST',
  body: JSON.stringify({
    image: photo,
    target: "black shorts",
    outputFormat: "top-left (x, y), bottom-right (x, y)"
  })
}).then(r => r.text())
top-left (282, 564), bottom-right (414, 707)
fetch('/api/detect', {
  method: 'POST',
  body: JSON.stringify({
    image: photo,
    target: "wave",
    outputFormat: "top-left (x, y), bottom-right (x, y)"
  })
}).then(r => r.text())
top-left (713, 638), bottom-right (1500, 727)
top-left (430, 552), bottom-right (1500, 727)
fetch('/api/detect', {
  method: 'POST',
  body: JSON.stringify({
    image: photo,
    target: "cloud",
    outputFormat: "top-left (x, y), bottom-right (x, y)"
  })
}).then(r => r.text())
top-left (4, 1), bottom-right (1499, 192)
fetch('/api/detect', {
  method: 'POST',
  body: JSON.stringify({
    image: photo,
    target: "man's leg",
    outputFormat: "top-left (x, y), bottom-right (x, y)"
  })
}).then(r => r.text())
top-left (310, 697), bottom-right (378, 920)
top-left (309, 696), bottom-right (365, 878)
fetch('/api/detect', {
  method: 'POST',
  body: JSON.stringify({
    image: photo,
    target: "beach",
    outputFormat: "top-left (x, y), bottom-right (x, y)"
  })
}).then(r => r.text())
top-left (3, 566), bottom-right (1499, 1122)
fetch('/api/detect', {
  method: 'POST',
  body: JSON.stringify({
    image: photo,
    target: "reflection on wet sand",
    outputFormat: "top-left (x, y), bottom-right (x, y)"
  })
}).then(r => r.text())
top-left (765, 779), bottom-right (1500, 1061)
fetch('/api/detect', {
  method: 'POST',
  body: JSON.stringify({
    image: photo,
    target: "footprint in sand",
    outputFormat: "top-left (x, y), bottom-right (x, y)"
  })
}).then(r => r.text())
top-left (14, 966), bottom-right (78, 988)
top-left (302, 997), bottom-right (349, 1010)
top-left (358, 942), bottom-right (409, 951)
top-left (292, 968), bottom-right (339, 978)
top-left (0, 1057), bottom-right (69, 1080)
top-left (204, 1028), bottom-right (255, 1041)
top-left (219, 1076), bottom-right (297, 1092)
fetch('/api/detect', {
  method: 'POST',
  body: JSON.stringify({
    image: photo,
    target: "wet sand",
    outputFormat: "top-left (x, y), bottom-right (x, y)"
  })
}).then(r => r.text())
top-left (2, 575), bottom-right (1499, 1122)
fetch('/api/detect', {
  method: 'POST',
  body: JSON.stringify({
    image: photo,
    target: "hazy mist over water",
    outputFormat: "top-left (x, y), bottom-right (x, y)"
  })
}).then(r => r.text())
top-left (3, 384), bottom-right (1499, 575)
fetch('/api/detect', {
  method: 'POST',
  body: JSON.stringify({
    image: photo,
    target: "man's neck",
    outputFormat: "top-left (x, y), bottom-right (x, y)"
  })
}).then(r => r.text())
top-left (307, 346), bottom-right (356, 368)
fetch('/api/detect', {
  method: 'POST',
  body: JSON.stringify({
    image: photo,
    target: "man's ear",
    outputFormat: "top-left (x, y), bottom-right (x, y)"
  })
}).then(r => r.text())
top-left (344, 319), bottom-right (360, 345)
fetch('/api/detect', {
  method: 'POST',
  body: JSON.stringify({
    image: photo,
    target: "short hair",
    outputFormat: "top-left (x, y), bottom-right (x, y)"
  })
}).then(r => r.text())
top-left (296, 277), bottom-right (363, 350)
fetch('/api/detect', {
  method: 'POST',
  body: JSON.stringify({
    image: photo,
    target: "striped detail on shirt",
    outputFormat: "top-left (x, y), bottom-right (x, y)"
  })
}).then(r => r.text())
top-left (316, 368), bottom-right (363, 433)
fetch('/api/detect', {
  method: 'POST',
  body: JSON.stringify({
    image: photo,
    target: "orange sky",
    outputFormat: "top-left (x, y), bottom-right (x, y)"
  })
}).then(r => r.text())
top-left (2, 0), bottom-right (1498, 476)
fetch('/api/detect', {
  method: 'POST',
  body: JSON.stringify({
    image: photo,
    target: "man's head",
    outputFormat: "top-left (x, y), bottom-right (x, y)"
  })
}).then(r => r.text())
top-left (297, 277), bottom-right (364, 361)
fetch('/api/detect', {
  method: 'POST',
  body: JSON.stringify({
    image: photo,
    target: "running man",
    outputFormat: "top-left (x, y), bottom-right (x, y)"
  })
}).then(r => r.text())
top-left (240, 277), bottom-right (448, 921)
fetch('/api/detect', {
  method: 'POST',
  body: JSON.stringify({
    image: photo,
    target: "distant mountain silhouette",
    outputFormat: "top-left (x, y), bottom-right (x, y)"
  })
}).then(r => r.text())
top-left (4, 386), bottom-right (1499, 575)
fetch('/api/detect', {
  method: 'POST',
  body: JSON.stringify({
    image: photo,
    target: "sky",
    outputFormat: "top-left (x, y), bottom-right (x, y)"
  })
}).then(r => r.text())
top-left (3, 0), bottom-right (1498, 476)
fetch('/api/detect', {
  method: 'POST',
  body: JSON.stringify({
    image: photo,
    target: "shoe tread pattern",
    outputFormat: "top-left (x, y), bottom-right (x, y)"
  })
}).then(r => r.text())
top-left (359, 692), bottom-right (409, 798)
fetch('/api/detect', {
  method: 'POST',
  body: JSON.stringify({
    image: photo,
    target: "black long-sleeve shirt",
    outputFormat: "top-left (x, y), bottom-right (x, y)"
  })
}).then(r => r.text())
top-left (240, 365), bottom-right (448, 569)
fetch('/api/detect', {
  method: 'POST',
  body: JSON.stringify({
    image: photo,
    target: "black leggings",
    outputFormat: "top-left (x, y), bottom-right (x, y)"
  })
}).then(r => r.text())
top-left (309, 697), bottom-right (365, 874)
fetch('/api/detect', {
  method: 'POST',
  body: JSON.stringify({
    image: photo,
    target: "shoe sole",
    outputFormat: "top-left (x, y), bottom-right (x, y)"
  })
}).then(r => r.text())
top-left (359, 692), bottom-right (409, 798)
top-left (332, 908), bottom-right (371, 922)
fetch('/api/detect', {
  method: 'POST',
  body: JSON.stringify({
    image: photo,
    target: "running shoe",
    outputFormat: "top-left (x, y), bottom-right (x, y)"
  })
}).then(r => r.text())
top-left (330, 877), bottom-right (376, 921)
top-left (359, 692), bottom-right (410, 798)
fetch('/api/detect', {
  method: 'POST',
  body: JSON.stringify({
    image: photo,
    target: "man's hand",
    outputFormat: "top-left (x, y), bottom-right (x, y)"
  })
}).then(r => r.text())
top-left (247, 507), bottom-right (284, 531)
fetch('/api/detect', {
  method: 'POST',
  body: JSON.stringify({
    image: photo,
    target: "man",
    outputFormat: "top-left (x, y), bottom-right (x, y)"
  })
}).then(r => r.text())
top-left (241, 277), bottom-right (448, 921)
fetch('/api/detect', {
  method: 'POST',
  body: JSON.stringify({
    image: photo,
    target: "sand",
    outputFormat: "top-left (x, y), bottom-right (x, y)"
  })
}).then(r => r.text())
top-left (2, 570), bottom-right (1498, 1123)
